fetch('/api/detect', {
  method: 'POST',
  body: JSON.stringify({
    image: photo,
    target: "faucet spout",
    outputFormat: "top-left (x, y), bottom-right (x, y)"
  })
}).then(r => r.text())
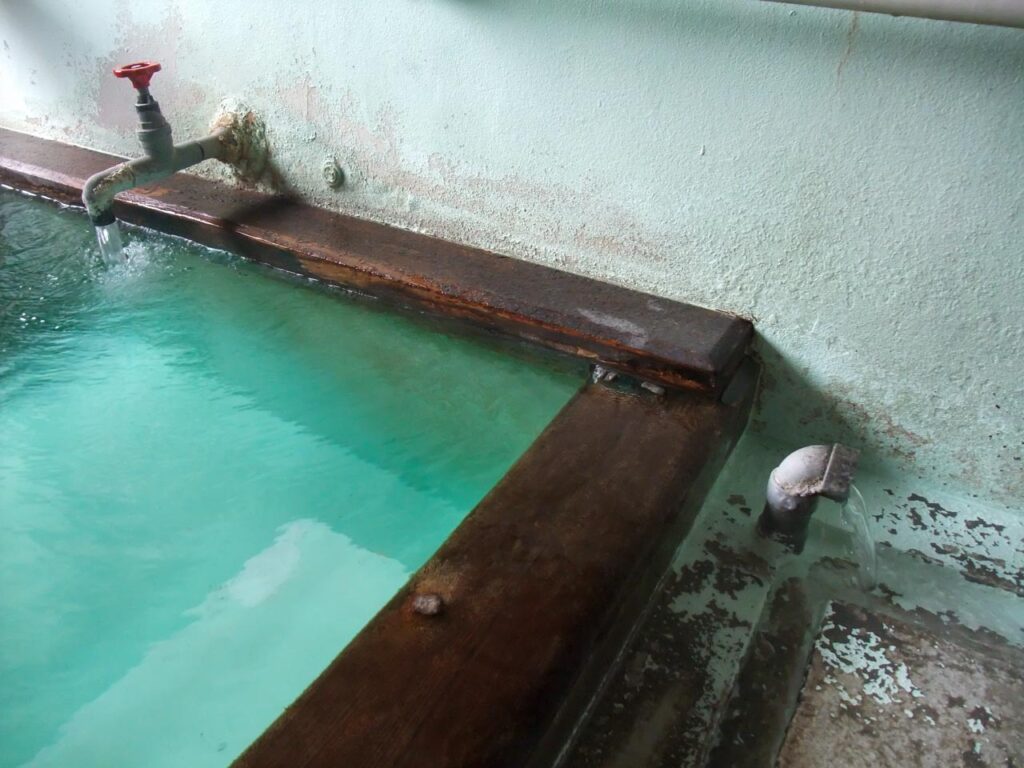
top-left (82, 60), bottom-right (249, 225)
top-left (757, 443), bottom-right (859, 552)
top-left (82, 129), bottom-right (231, 225)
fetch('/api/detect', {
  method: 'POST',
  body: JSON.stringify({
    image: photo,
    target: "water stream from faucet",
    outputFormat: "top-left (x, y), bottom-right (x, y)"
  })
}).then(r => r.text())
top-left (840, 484), bottom-right (877, 590)
top-left (95, 222), bottom-right (125, 264)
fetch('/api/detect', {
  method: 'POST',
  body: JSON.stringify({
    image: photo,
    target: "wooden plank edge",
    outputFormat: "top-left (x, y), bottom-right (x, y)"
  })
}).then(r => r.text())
top-left (233, 361), bottom-right (758, 768)
top-left (0, 129), bottom-right (753, 394)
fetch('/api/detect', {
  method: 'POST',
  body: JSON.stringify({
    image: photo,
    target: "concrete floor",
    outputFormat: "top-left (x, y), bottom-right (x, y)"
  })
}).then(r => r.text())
top-left (778, 601), bottom-right (1024, 767)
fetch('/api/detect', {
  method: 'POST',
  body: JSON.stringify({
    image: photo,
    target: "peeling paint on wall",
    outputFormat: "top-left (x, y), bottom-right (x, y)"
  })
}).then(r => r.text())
top-left (816, 606), bottom-right (923, 706)
top-left (565, 430), bottom-right (1024, 767)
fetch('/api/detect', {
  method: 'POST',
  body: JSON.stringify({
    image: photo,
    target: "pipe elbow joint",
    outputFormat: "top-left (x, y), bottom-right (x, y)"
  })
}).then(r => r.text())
top-left (82, 171), bottom-right (122, 226)
top-left (758, 444), bottom-right (859, 552)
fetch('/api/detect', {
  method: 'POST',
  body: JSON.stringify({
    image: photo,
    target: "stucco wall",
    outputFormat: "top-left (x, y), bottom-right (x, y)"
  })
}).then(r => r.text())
top-left (2, 0), bottom-right (1022, 506)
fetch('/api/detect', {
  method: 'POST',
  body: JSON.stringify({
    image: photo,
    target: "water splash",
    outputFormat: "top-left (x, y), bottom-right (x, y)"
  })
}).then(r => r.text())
top-left (99, 241), bottom-right (156, 284)
top-left (94, 222), bottom-right (124, 264)
top-left (841, 484), bottom-right (877, 590)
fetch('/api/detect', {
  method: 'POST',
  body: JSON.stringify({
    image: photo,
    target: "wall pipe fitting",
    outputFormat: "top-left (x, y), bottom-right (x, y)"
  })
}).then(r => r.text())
top-left (760, 0), bottom-right (1024, 29)
top-left (757, 443), bottom-right (860, 553)
top-left (82, 62), bottom-right (234, 226)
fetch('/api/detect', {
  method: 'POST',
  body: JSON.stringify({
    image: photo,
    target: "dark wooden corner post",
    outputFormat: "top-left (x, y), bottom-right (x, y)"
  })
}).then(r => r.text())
top-left (233, 361), bottom-right (757, 768)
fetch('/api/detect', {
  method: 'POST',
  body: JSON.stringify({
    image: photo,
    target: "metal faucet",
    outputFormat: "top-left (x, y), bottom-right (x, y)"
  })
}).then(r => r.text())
top-left (757, 444), bottom-right (859, 552)
top-left (82, 61), bottom-right (253, 225)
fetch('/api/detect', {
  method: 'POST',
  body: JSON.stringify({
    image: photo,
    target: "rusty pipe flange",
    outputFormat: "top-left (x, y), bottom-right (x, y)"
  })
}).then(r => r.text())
top-left (210, 99), bottom-right (269, 184)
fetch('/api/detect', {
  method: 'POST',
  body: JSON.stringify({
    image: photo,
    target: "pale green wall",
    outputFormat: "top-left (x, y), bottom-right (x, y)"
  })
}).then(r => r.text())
top-left (2, 0), bottom-right (1022, 506)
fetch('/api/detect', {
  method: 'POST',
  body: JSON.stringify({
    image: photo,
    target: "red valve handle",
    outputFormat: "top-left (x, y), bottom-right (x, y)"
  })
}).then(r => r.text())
top-left (113, 61), bottom-right (161, 89)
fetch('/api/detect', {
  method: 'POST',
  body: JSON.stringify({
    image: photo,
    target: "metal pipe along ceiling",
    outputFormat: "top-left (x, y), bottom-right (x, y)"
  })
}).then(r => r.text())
top-left (761, 0), bottom-right (1024, 28)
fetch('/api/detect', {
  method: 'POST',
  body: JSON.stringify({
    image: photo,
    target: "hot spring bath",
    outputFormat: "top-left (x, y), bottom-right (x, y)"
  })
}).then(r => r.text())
top-left (0, 189), bottom-right (580, 767)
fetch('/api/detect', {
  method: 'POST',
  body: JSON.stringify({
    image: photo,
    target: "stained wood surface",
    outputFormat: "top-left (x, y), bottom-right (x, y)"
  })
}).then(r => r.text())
top-left (233, 380), bottom-right (754, 768)
top-left (0, 127), bottom-right (751, 393)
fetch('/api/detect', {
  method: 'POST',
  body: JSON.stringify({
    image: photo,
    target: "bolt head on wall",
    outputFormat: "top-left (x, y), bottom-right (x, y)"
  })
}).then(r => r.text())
top-left (323, 156), bottom-right (345, 189)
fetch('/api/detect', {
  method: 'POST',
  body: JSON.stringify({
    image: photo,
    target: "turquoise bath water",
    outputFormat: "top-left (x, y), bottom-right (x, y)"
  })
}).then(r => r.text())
top-left (0, 190), bottom-right (581, 767)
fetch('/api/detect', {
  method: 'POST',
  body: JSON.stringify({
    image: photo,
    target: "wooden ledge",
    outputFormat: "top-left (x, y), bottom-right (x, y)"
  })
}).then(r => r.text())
top-left (233, 370), bottom-right (756, 768)
top-left (0, 127), bottom-right (751, 394)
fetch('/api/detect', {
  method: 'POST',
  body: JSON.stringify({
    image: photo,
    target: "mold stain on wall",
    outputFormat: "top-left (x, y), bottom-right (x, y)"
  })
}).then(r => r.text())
top-left (1, 0), bottom-right (1022, 509)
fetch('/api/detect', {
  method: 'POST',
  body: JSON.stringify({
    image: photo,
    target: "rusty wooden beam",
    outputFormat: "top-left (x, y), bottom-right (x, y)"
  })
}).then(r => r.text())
top-left (0, 128), bottom-right (751, 394)
top-left (231, 369), bottom-right (755, 768)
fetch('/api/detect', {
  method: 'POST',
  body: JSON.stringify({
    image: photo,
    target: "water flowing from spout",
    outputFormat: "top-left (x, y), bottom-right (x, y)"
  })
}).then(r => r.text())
top-left (840, 484), bottom-right (877, 590)
top-left (95, 222), bottom-right (124, 264)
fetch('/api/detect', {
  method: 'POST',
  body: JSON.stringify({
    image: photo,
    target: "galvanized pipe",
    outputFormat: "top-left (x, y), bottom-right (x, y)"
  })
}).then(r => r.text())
top-left (82, 61), bottom-right (248, 226)
top-left (757, 444), bottom-right (860, 552)
top-left (82, 129), bottom-right (231, 225)
top-left (761, 0), bottom-right (1024, 28)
